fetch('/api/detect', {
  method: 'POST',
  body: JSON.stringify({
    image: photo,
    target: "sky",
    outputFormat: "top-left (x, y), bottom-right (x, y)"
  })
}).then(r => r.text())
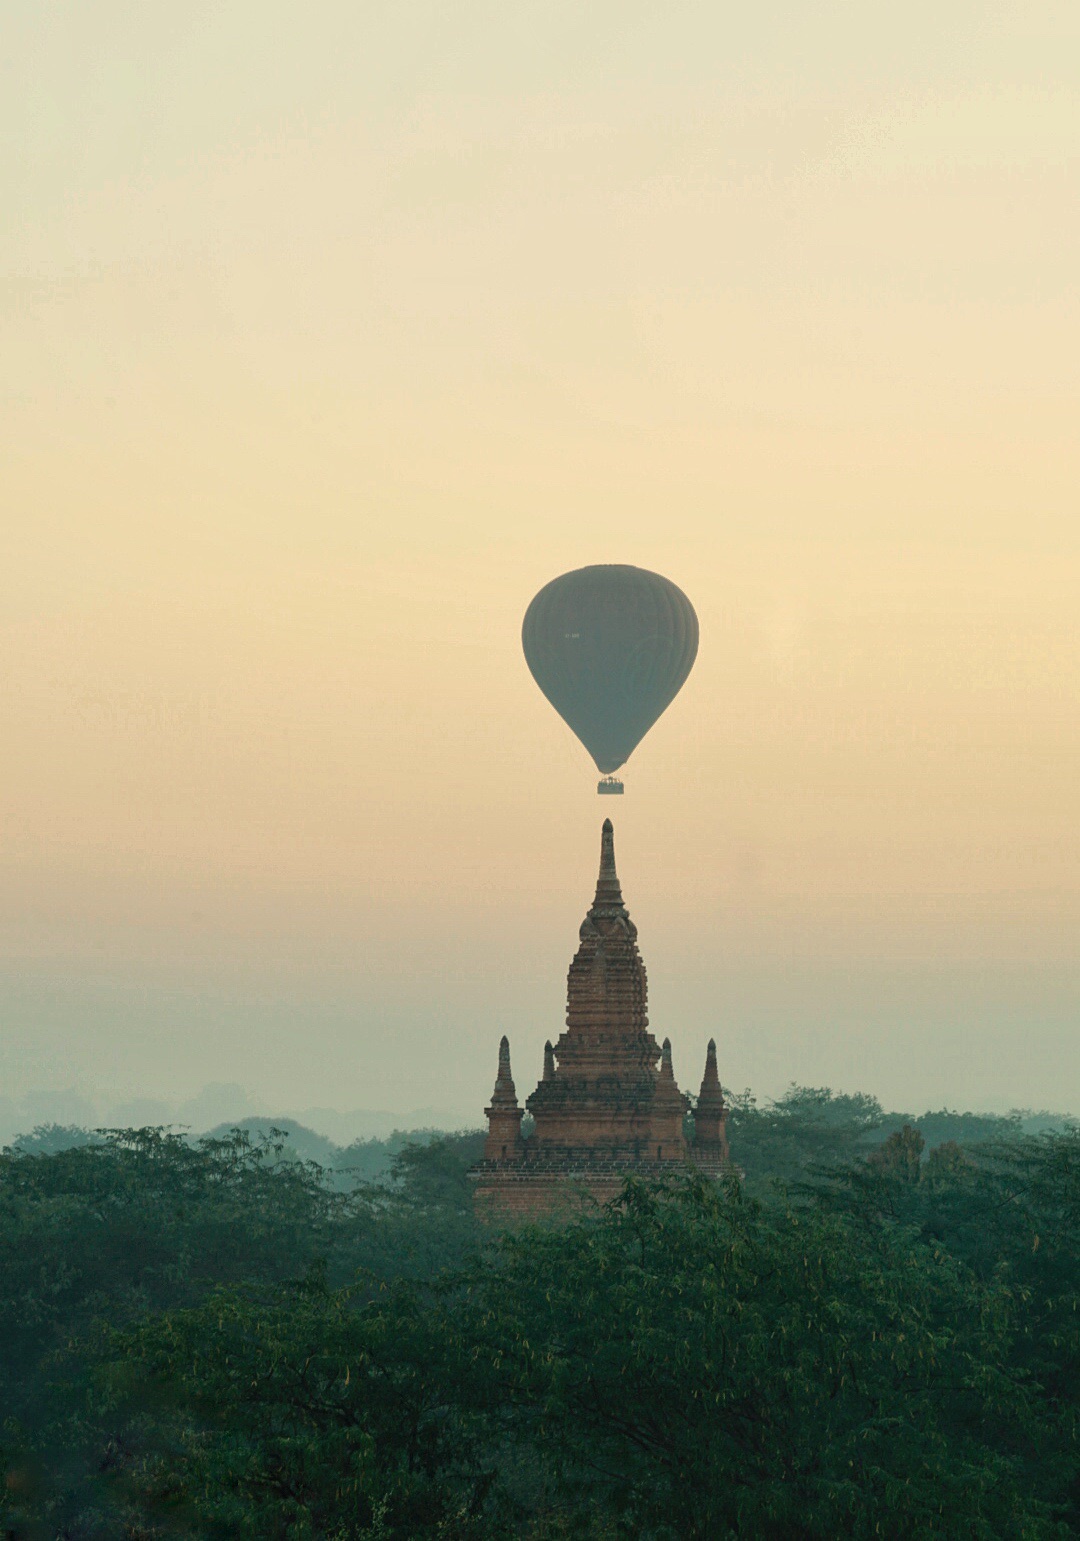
top-left (3, 0), bottom-right (1080, 1131)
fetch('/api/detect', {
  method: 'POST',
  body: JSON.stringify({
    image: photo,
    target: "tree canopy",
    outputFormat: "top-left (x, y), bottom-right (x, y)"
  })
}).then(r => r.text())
top-left (2, 1097), bottom-right (1079, 1538)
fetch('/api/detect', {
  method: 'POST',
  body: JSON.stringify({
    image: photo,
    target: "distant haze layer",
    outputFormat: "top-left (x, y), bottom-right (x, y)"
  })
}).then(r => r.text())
top-left (3, 1), bottom-right (1079, 1120)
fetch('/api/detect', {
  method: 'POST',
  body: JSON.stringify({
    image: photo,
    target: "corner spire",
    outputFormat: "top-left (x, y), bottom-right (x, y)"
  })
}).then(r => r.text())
top-left (543, 1040), bottom-right (556, 1081)
top-left (650, 1033), bottom-right (689, 1152)
top-left (659, 1036), bottom-right (674, 1081)
top-left (489, 1034), bottom-right (519, 1108)
top-left (694, 1037), bottom-right (727, 1157)
top-left (483, 1034), bottom-right (524, 1160)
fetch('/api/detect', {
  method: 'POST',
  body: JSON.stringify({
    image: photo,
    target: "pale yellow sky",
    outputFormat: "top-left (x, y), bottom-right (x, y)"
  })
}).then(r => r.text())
top-left (3, 1), bottom-right (1080, 1124)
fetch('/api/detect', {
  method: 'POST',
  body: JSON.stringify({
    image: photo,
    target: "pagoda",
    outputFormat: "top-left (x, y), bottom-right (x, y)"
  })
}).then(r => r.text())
top-left (471, 820), bottom-right (729, 1217)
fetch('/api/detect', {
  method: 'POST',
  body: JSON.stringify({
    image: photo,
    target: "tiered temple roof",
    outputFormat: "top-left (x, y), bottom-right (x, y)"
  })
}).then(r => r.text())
top-left (471, 820), bottom-right (729, 1217)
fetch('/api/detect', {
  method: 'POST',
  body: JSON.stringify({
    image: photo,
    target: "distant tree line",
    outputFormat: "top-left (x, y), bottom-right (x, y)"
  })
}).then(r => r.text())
top-left (1, 1090), bottom-right (1078, 1538)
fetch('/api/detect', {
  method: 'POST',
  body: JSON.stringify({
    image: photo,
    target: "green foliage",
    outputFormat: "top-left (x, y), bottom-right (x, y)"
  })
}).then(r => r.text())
top-left (0, 1125), bottom-right (486, 1537)
top-left (341, 1132), bottom-right (486, 1282)
top-left (200, 1116), bottom-right (344, 1172)
top-left (457, 1176), bottom-right (1046, 1539)
top-left (0, 1127), bottom-right (362, 1443)
top-left (813, 1124), bottom-right (1080, 1526)
top-left (724, 1087), bottom-right (1046, 1195)
top-left (93, 1275), bottom-right (498, 1540)
top-left (84, 1175), bottom-right (1056, 1539)
top-left (724, 1083), bottom-right (885, 1192)
top-left (2, 1109), bottom-right (1080, 1538)
top-left (7, 1122), bottom-right (104, 1156)
top-left (200, 1120), bottom-right (485, 1192)
top-left (906, 1109), bottom-right (1022, 1148)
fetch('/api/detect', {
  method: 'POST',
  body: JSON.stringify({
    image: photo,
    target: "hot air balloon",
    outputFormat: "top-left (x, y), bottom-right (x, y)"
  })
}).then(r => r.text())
top-left (522, 564), bottom-right (698, 793)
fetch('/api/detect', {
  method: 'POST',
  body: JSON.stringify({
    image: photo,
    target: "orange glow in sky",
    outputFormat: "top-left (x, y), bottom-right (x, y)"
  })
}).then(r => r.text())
top-left (4, 2), bottom-right (1080, 1125)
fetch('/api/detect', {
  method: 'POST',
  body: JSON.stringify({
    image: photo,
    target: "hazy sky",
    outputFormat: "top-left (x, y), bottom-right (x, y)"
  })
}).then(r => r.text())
top-left (4, 1), bottom-right (1080, 1125)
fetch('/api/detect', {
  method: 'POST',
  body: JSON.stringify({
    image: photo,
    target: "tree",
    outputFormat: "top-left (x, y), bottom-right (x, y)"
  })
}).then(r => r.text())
top-left (814, 1125), bottom-right (1080, 1529)
top-left (88, 1176), bottom-right (1054, 1540)
top-left (91, 1274), bottom-right (499, 1541)
top-left (726, 1084), bottom-right (884, 1192)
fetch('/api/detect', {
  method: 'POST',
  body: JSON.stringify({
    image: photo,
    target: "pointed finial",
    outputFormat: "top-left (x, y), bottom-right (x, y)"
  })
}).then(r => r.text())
top-left (489, 1034), bottom-right (518, 1106)
top-left (659, 1036), bottom-right (674, 1080)
top-left (592, 819), bottom-right (625, 912)
top-left (696, 1037), bottom-right (724, 1119)
top-left (600, 818), bottom-right (615, 867)
top-left (695, 1036), bottom-right (726, 1140)
top-left (543, 1040), bottom-right (556, 1080)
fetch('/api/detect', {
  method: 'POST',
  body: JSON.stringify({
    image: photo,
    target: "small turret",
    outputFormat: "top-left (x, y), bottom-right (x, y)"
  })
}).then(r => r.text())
top-left (650, 1036), bottom-right (690, 1160)
top-left (543, 1040), bottom-right (556, 1081)
top-left (694, 1038), bottom-right (729, 1161)
top-left (484, 1035), bottom-right (524, 1160)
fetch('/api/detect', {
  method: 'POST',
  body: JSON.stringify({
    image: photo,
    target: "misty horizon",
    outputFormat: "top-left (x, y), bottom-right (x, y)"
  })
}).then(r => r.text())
top-left (6, 1), bottom-right (1080, 1127)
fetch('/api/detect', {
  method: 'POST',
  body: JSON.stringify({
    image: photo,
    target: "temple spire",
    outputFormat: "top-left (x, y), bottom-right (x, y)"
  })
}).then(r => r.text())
top-left (484, 1035), bottom-right (523, 1159)
top-left (472, 822), bottom-right (731, 1216)
top-left (694, 1037), bottom-right (728, 1159)
top-left (701, 1038), bottom-right (720, 1094)
top-left (591, 818), bottom-right (626, 916)
top-left (650, 1035), bottom-right (689, 1153)
top-left (659, 1037), bottom-right (674, 1081)
top-left (490, 1034), bottom-right (518, 1107)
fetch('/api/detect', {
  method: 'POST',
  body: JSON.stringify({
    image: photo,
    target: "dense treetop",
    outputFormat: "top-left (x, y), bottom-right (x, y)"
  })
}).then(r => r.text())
top-left (1, 1093), bottom-right (1078, 1538)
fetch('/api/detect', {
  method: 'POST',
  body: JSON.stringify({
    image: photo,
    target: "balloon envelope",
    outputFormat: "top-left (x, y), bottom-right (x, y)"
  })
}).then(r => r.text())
top-left (522, 564), bottom-right (699, 774)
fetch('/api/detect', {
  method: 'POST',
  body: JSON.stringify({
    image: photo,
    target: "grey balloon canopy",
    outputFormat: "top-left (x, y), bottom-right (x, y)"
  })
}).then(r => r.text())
top-left (522, 564), bottom-right (698, 774)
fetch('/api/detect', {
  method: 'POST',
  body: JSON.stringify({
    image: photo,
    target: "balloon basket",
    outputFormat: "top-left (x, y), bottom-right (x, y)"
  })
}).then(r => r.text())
top-left (597, 777), bottom-right (624, 795)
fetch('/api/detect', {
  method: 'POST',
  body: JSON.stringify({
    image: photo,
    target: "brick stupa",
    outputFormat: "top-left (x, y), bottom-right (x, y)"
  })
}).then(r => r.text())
top-left (471, 819), bottom-right (730, 1217)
